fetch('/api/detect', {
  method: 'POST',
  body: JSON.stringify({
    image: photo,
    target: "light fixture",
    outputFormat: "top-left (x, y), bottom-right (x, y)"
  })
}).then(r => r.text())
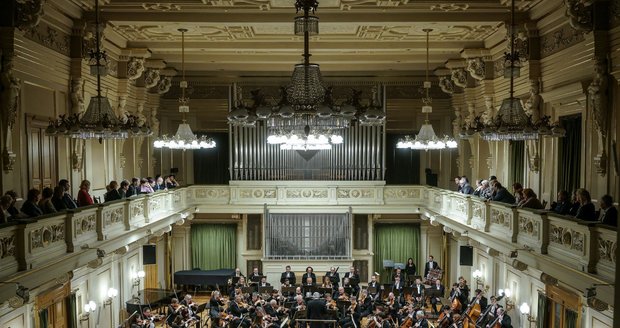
top-left (81, 300), bottom-right (97, 321)
top-left (498, 288), bottom-right (514, 311)
top-left (472, 269), bottom-right (485, 289)
top-left (131, 270), bottom-right (145, 294)
top-left (104, 287), bottom-right (118, 306)
top-left (520, 302), bottom-right (536, 327)
top-left (397, 29), bottom-right (457, 150)
top-left (480, 0), bottom-right (564, 141)
top-left (227, 0), bottom-right (385, 150)
top-left (153, 28), bottom-right (216, 150)
top-left (45, 0), bottom-right (150, 141)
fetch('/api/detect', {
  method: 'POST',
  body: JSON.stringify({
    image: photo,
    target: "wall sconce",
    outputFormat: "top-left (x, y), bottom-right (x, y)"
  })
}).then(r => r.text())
top-left (472, 269), bottom-right (484, 289)
top-left (104, 287), bottom-right (118, 306)
top-left (498, 288), bottom-right (514, 311)
top-left (519, 303), bottom-right (536, 327)
top-left (81, 300), bottom-right (97, 321)
top-left (131, 270), bottom-right (145, 295)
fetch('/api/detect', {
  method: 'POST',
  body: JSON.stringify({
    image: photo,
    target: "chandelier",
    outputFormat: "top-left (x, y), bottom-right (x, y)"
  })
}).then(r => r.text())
top-left (46, 0), bottom-right (150, 141)
top-left (480, 0), bottom-right (564, 141)
top-left (226, 0), bottom-right (385, 150)
top-left (397, 29), bottom-right (457, 151)
top-left (153, 29), bottom-right (216, 150)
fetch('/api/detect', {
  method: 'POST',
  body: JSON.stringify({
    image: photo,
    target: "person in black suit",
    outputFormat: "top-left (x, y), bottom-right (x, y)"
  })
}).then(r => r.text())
top-left (228, 295), bottom-right (251, 328)
top-left (391, 276), bottom-right (404, 296)
top-left (491, 183), bottom-right (516, 204)
top-left (599, 195), bottom-right (618, 226)
top-left (58, 179), bottom-right (78, 209)
top-left (209, 291), bottom-right (225, 327)
top-left (471, 289), bottom-right (488, 312)
top-left (20, 188), bottom-right (43, 218)
top-left (479, 295), bottom-right (500, 326)
top-left (413, 310), bottom-right (429, 328)
top-left (307, 292), bottom-right (327, 328)
top-left (575, 188), bottom-right (596, 221)
top-left (392, 268), bottom-right (404, 283)
top-left (326, 267), bottom-right (340, 288)
top-left (339, 297), bottom-right (361, 328)
top-left (487, 307), bottom-right (511, 328)
top-left (430, 279), bottom-right (445, 314)
top-left (424, 255), bottom-right (440, 278)
top-left (259, 276), bottom-right (271, 287)
top-left (367, 275), bottom-right (381, 300)
top-left (359, 289), bottom-right (373, 317)
top-left (280, 265), bottom-right (297, 285)
top-left (457, 277), bottom-right (470, 305)
top-left (344, 267), bottom-right (360, 295)
top-left (412, 278), bottom-right (424, 306)
top-left (302, 266), bottom-right (317, 285)
top-left (550, 190), bottom-right (571, 215)
top-left (249, 267), bottom-right (263, 283)
top-left (405, 258), bottom-right (417, 283)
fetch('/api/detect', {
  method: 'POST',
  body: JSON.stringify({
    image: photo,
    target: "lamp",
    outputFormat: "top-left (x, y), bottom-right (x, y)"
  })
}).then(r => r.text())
top-left (228, 0), bottom-right (385, 150)
top-left (396, 29), bottom-right (457, 150)
top-left (131, 270), bottom-right (145, 295)
top-left (472, 269), bottom-right (484, 289)
top-left (45, 0), bottom-right (150, 141)
top-left (520, 302), bottom-right (536, 327)
top-left (153, 29), bottom-right (216, 150)
top-left (498, 288), bottom-right (514, 311)
top-left (104, 287), bottom-right (118, 306)
top-left (81, 300), bottom-right (97, 321)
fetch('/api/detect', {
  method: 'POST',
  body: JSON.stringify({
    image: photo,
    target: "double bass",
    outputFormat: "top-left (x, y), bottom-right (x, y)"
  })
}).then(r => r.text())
top-left (436, 311), bottom-right (450, 328)
top-left (485, 315), bottom-right (501, 328)
top-left (449, 289), bottom-right (462, 313)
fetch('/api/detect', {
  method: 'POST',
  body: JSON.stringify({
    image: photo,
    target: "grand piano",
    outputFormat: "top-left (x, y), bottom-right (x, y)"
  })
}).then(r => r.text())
top-left (125, 289), bottom-right (179, 316)
top-left (174, 268), bottom-right (235, 289)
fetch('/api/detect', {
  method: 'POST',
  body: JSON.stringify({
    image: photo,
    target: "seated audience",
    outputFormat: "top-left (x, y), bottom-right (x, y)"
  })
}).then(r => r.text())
top-left (77, 180), bottom-right (94, 207)
top-left (454, 176), bottom-right (462, 192)
top-left (491, 182), bottom-right (516, 204)
top-left (518, 188), bottom-right (545, 209)
top-left (39, 187), bottom-right (57, 214)
top-left (550, 190), bottom-right (571, 215)
top-left (51, 186), bottom-right (67, 212)
top-left (21, 188), bottom-right (43, 218)
top-left (568, 189), bottom-right (580, 216)
top-left (0, 195), bottom-right (14, 223)
top-left (459, 177), bottom-right (474, 194)
top-left (58, 179), bottom-right (78, 209)
top-left (473, 179), bottom-right (483, 196)
top-left (165, 175), bottom-right (179, 189)
top-left (479, 180), bottom-right (492, 199)
top-left (119, 180), bottom-right (130, 198)
top-left (512, 183), bottom-right (524, 204)
top-left (153, 176), bottom-right (167, 191)
top-left (598, 195), bottom-right (617, 226)
top-left (5, 190), bottom-right (20, 216)
top-left (140, 178), bottom-right (154, 194)
top-left (574, 188), bottom-right (596, 221)
top-left (104, 181), bottom-right (122, 202)
top-left (127, 178), bottom-right (140, 197)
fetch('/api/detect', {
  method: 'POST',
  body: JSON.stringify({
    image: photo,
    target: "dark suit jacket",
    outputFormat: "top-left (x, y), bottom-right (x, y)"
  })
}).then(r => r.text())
top-left (344, 272), bottom-right (359, 286)
top-left (21, 201), bottom-right (42, 218)
top-left (424, 261), bottom-right (440, 277)
top-left (281, 271), bottom-right (297, 284)
top-left (551, 201), bottom-right (571, 215)
top-left (412, 284), bottom-right (424, 297)
top-left (492, 188), bottom-right (516, 204)
top-left (576, 203), bottom-right (596, 221)
top-left (307, 298), bottom-right (327, 328)
top-left (62, 193), bottom-right (77, 209)
top-left (127, 185), bottom-right (140, 197)
top-left (249, 272), bottom-right (263, 282)
top-left (303, 272), bottom-right (317, 284)
top-left (499, 314), bottom-right (511, 328)
top-left (104, 189), bottom-right (122, 202)
top-left (601, 206), bottom-right (618, 226)
top-left (228, 301), bottom-right (248, 317)
top-left (326, 272), bottom-right (340, 286)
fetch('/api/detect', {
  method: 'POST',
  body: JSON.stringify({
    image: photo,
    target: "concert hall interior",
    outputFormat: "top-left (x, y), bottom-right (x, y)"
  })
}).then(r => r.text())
top-left (0, 0), bottom-right (619, 327)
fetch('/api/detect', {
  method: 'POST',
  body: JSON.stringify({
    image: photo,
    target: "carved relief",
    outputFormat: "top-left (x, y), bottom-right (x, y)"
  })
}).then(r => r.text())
top-left (104, 207), bottom-right (124, 226)
top-left (490, 208), bottom-right (511, 228)
top-left (15, 0), bottom-right (45, 32)
top-left (131, 202), bottom-right (144, 219)
top-left (598, 237), bottom-right (616, 263)
top-left (451, 68), bottom-right (468, 88)
top-left (430, 4), bottom-right (469, 11)
top-left (143, 69), bottom-right (161, 88)
top-left (127, 57), bottom-right (145, 80)
top-left (526, 140), bottom-right (540, 173)
top-left (142, 3), bottom-right (182, 11)
top-left (286, 189), bottom-right (328, 199)
top-left (239, 189), bottom-right (276, 199)
top-left (156, 76), bottom-right (172, 94)
top-left (70, 78), bottom-right (85, 116)
top-left (384, 188), bottom-right (420, 199)
top-left (541, 25), bottom-right (585, 57)
top-left (31, 224), bottom-right (65, 249)
top-left (550, 224), bottom-right (584, 252)
top-left (524, 79), bottom-right (542, 123)
top-left (195, 188), bottom-right (230, 199)
top-left (466, 58), bottom-right (486, 80)
top-left (74, 214), bottom-right (96, 236)
top-left (588, 59), bottom-right (609, 176)
top-left (0, 51), bottom-right (21, 172)
top-left (564, 0), bottom-right (593, 32)
top-left (337, 188), bottom-right (375, 199)
top-left (518, 217), bottom-right (539, 237)
top-left (150, 107), bottom-right (160, 137)
top-left (438, 76), bottom-right (454, 95)
top-left (0, 234), bottom-right (16, 259)
top-left (481, 96), bottom-right (494, 125)
top-left (452, 106), bottom-right (462, 137)
top-left (24, 23), bottom-right (70, 56)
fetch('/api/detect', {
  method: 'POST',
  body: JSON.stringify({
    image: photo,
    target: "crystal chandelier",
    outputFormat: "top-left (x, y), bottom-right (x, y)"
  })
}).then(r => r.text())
top-left (45, 0), bottom-right (150, 141)
top-left (153, 29), bottom-right (215, 150)
top-left (227, 0), bottom-right (385, 150)
top-left (397, 29), bottom-right (457, 151)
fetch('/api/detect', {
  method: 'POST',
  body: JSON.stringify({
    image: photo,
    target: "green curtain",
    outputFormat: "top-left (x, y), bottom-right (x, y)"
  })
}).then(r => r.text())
top-left (509, 140), bottom-right (525, 187)
top-left (565, 308), bottom-right (578, 328)
top-left (373, 224), bottom-right (420, 283)
top-left (66, 293), bottom-right (77, 328)
top-left (191, 224), bottom-right (237, 270)
top-left (536, 292), bottom-right (547, 328)
top-left (558, 115), bottom-right (581, 193)
top-left (39, 308), bottom-right (48, 328)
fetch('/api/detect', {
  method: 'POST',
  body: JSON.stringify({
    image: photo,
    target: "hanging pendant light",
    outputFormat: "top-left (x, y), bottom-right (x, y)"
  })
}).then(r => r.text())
top-left (153, 29), bottom-right (216, 150)
top-left (45, 0), bottom-right (150, 141)
top-left (397, 29), bottom-right (457, 151)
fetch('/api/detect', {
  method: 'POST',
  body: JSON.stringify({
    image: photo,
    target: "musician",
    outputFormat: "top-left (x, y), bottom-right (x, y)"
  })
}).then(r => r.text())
top-left (336, 286), bottom-right (349, 300)
top-left (131, 308), bottom-right (156, 328)
top-left (234, 267), bottom-right (244, 278)
top-left (228, 294), bottom-right (251, 328)
top-left (391, 276), bottom-right (404, 295)
top-left (237, 276), bottom-right (249, 288)
top-left (181, 294), bottom-right (201, 327)
top-left (326, 267), bottom-right (341, 288)
top-left (325, 293), bottom-right (337, 311)
top-left (392, 268), bottom-right (404, 283)
top-left (457, 277), bottom-right (470, 305)
top-left (359, 289), bottom-right (373, 317)
top-left (259, 276), bottom-right (271, 287)
top-left (472, 289), bottom-right (488, 312)
top-left (487, 307), bottom-right (511, 328)
top-left (265, 300), bottom-right (283, 327)
top-left (430, 279), bottom-right (445, 314)
top-left (339, 297), bottom-right (361, 328)
top-left (424, 255), bottom-right (440, 279)
top-left (344, 267), bottom-right (360, 295)
top-left (368, 275), bottom-right (381, 300)
top-left (304, 276), bottom-right (316, 288)
top-left (322, 276), bottom-right (334, 289)
top-left (167, 298), bottom-right (185, 328)
top-left (385, 292), bottom-right (400, 320)
top-left (479, 296), bottom-right (499, 326)
top-left (405, 258), bottom-right (417, 283)
top-left (209, 291), bottom-right (225, 327)
top-left (282, 279), bottom-right (293, 288)
top-left (413, 310), bottom-right (428, 328)
top-left (412, 278), bottom-right (424, 306)
top-left (302, 266), bottom-right (317, 285)
top-left (250, 267), bottom-right (263, 283)
top-left (437, 305), bottom-right (453, 327)
top-left (280, 265), bottom-right (297, 285)
top-left (307, 292), bottom-right (327, 328)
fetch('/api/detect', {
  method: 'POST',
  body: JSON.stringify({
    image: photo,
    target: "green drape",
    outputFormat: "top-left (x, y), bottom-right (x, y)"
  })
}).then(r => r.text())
top-left (66, 293), bottom-right (77, 328)
top-left (536, 292), bottom-right (547, 328)
top-left (373, 224), bottom-right (420, 283)
top-left (565, 308), bottom-right (578, 328)
top-left (191, 224), bottom-right (237, 270)
top-left (509, 140), bottom-right (525, 187)
top-left (558, 115), bottom-right (581, 193)
top-left (39, 308), bottom-right (48, 328)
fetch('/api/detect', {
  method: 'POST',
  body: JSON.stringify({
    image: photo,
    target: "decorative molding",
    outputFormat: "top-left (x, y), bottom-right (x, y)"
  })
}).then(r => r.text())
top-left (540, 25), bottom-right (585, 57)
top-left (142, 3), bottom-right (182, 11)
top-left (430, 4), bottom-right (469, 12)
top-left (103, 208), bottom-right (124, 227)
top-left (438, 76), bottom-right (454, 95)
top-left (143, 69), bottom-right (161, 89)
top-left (285, 189), bottom-right (328, 199)
top-left (598, 236), bottom-right (616, 263)
top-left (490, 208), bottom-right (511, 228)
top-left (30, 224), bottom-right (65, 250)
top-left (23, 22), bottom-right (70, 56)
top-left (239, 188), bottom-right (277, 199)
top-left (156, 76), bottom-right (172, 94)
top-left (15, 0), bottom-right (45, 32)
top-left (337, 188), bottom-right (376, 199)
top-left (493, 57), bottom-right (505, 79)
top-left (1, 50), bottom-right (21, 173)
top-left (549, 224), bottom-right (584, 252)
top-left (127, 57), bottom-right (145, 81)
top-left (0, 234), bottom-right (16, 259)
top-left (564, 0), bottom-right (593, 32)
top-left (451, 68), bottom-right (468, 88)
top-left (466, 58), bottom-right (486, 81)
top-left (74, 214), bottom-right (96, 236)
top-left (518, 216), bottom-right (539, 237)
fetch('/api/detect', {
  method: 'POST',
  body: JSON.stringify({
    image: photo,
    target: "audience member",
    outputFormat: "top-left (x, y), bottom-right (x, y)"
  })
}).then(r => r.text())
top-left (165, 175), bottom-right (178, 189)
top-left (598, 195), bottom-right (617, 226)
top-left (491, 182), bottom-right (516, 204)
top-left (454, 176), bottom-right (462, 192)
top-left (480, 180), bottom-right (492, 199)
top-left (550, 190), bottom-right (571, 215)
top-left (4, 190), bottom-right (20, 216)
top-left (459, 177), bottom-right (474, 194)
top-left (518, 188), bottom-right (545, 209)
top-left (140, 178), bottom-right (154, 194)
top-left (119, 180), bottom-right (130, 198)
top-left (51, 186), bottom-right (67, 212)
top-left (21, 189), bottom-right (43, 218)
top-left (153, 176), bottom-right (167, 191)
top-left (575, 188), bottom-right (596, 221)
top-left (58, 179), bottom-right (78, 209)
top-left (127, 178), bottom-right (140, 197)
top-left (0, 195), bottom-right (14, 223)
top-left (568, 189), bottom-right (580, 216)
top-left (77, 180), bottom-right (94, 207)
top-left (104, 181), bottom-right (122, 202)
top-left (39, 187), bottom-right (57, 214)
top-left (512, 183), bottom-right (524, 204)
top-left (473, 179), bottom-right (483, 196)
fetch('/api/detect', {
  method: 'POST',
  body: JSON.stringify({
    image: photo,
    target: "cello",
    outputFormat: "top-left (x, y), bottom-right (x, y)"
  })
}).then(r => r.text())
top-left (485, 315), bottom-right (501, 328)
top-left (449, 286), bottom-right (462, 312)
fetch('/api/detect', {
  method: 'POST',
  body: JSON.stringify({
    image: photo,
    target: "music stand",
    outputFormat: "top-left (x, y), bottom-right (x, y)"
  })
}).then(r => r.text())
top-left (259, 286), bottom-right (274, 295)
top-left (232, 276), bottom-right (241, 285)
top-left (281, 287), bottom-right (296, 296)
top-left (383, 260), bottom-right (394, 283)
top-left (367, 286), bottom-right (377, 296)
top-left (426, 287), bottom-right (442, 300)
top-left (402, 287), bottom-right (413, 299)
top-left (319, 287), bottom-right (333, 296)
top-left (197, 302), bottom-right (209, 313)
top-left (302, 285), bottom-right (316, 296)
top-left (250, 275), bottom-right (264, 283)
top-left (241, 287), bottom-right (254, 295)
top-left (343, 287), bottom-right (353, 296)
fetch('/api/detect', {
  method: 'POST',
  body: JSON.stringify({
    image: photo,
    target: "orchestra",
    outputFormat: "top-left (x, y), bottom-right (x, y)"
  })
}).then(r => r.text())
top-left (150, 261), bottom-right (514, 328)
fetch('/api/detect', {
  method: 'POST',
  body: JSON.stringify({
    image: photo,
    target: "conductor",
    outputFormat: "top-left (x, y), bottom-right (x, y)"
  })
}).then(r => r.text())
top-left (307, 292), bottom-right (327, 328)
